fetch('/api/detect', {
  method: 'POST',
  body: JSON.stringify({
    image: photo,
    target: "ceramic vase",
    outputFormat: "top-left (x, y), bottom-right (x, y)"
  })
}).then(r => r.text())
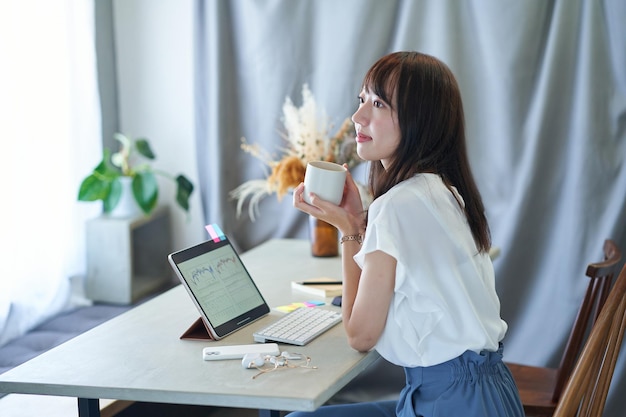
top-left (109, 177), bottom-right (143, 218)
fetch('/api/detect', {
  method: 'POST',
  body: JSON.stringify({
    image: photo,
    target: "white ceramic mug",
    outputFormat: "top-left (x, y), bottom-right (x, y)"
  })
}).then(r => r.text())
top-left (303, 161), bottom-right (347, 205)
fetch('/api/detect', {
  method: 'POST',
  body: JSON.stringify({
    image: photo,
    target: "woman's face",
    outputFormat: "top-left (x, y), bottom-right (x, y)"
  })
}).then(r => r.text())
top-left (351, 87), bottom-right (400, 170)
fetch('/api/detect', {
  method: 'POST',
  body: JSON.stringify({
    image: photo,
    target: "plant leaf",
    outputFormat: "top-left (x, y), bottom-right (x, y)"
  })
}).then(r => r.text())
top-left (94, 148), bottom-right (121, 178)
top-left (78, 174), bottom-right (109, 201)
top-left (78, 149), bottom-right (120, 206)
top-left (175, 175), bottom-right (194, 211)
top-left (135, 138), bottom-right (155, 160)
top-left (113, 132), bottom-right (131, 149)
top-left (103, 179), bottom-right (121, 212)
top-left (133, 171), bottom-right (158, 214)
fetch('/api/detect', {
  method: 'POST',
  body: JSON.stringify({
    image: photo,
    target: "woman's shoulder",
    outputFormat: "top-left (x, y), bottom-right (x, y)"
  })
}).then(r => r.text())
top-left (385, 173), bottom-right (445, 200)
top-left (371, 173), bottom-right (463, 222)
top-left (370, 174), bottom-right (443, 213)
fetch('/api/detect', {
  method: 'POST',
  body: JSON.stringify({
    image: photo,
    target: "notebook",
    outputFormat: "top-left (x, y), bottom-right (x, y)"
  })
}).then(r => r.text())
top-left (291, 278), bottom-right (343, 297)
top-left (168, 233), bottom-right (270, 340)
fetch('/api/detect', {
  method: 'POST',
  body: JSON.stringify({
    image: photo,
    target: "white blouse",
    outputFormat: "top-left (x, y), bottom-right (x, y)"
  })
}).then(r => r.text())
top-left (353, 173), bottom-right (507, 368)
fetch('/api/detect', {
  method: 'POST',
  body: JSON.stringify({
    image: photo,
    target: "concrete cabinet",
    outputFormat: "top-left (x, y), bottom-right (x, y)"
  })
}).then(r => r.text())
top-left (86, 206), bottom-right (172, 304)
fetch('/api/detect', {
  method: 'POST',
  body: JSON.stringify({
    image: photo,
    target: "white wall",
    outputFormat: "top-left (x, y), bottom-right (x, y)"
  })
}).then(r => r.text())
top-left (112, 0), bottom-right (205, 251)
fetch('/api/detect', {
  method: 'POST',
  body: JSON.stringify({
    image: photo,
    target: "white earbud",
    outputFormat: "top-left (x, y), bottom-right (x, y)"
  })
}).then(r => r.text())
top-left (241, 353), bottom-right (265, 369)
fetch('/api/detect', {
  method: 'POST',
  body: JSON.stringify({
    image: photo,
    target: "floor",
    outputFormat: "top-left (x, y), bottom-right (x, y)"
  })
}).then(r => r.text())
top-left (0, 394), bottom-right (274, 417)
top-left (116, 402), bottom-right (282, 416)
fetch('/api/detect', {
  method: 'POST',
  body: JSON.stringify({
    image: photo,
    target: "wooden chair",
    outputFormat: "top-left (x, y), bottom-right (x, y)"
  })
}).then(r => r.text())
top-left (506, 240), bottom-right (622, 416)
top-left (553, 259), bottom-right (626, 416)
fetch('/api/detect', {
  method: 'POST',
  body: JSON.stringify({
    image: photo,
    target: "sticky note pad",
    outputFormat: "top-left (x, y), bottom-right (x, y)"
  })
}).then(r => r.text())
top-left (274, 301), bottom-right (325, 313)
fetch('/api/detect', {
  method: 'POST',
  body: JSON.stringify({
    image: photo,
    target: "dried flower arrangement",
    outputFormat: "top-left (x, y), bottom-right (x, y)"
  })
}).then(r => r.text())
top-left (230, 84), bottom-right (361, 221)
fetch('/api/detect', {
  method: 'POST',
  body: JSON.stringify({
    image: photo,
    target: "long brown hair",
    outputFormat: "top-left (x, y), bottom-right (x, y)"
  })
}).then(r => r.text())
top-left (362, 51), bottom-right (491, 253)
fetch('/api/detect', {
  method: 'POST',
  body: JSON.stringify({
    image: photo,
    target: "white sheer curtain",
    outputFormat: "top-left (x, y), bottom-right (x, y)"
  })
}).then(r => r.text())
top-left (0, 0), bottom-right (101, 346)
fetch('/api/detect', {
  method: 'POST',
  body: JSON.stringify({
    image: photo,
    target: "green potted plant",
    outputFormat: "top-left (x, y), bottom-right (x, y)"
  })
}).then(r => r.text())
top-left (78, 133), bottom-right (194, 217)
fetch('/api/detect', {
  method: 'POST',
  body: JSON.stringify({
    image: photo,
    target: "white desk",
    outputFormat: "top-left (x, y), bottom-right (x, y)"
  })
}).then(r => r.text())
top-left (0, 239), bottom-right (379, 416)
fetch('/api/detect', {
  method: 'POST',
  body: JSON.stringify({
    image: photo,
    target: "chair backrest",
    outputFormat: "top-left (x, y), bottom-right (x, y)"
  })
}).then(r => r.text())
top-left (552, 240), bottom-right (622, 402)
top-left (553, 259), bottom-right (626, 417)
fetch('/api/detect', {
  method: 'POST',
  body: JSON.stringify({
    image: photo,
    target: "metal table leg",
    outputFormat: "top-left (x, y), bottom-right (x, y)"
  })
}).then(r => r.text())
top-left (78, 398), bottom-right (100, 417)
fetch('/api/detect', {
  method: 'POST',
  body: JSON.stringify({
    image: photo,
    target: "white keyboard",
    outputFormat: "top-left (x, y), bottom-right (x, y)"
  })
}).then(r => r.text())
top-left (253, 307), bottom-right (342, 346)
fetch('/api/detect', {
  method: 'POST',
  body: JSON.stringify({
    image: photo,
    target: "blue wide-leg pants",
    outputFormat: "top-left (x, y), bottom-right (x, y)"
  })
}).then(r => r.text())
top-left (285, 344), bottom-right (523, 417)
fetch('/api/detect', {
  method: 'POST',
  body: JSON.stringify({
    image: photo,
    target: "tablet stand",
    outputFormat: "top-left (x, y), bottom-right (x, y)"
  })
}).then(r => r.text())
top-left (180, 317), bottom-right (215, 340)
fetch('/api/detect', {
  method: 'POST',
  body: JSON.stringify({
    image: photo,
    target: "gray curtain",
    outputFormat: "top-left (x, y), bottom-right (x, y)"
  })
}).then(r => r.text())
top-left (195, 0), bottom-right (626, 414)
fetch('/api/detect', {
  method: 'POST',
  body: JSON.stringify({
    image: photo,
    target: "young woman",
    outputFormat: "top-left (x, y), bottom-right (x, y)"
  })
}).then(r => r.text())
top-left (290, 51), bottom-right (523, 417)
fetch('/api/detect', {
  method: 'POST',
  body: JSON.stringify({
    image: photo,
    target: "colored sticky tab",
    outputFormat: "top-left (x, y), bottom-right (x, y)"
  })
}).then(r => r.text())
top-left (274, 301), bottom-right (326, 313)
top-left (211, 223), bottom-right (225, 238)
top-left (276, 304), bottom-right (300, 313)
top-left (205, 223), bottom-right (225, 242)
